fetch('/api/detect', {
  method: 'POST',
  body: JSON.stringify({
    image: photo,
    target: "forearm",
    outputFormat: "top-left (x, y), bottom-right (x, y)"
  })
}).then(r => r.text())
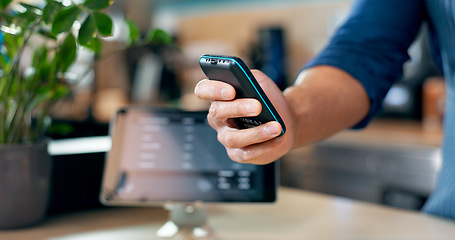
top-left (284, 65), bottom-right (370, 148)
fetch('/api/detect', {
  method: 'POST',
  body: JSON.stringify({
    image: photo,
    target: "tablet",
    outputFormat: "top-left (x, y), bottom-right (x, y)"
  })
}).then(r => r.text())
top-left (100, 106), bottom-right (277, 205)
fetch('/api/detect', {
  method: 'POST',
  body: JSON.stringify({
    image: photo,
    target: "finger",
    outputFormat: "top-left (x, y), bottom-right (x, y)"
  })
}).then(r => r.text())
top-left (194, 79), bottom-right (235, 101)
top-left (206, 111), bottom-right (227, 130)
top-left (251, 69), bottom-right (274, 87)
top-left (206, 114), bottom-right (238, 130)
top-left (227, 134), bottom-right (286, 165)
top-left (209, 99), bottom-right (262, 121)
top-left (218, 121), bottom-right (282, 149)
top-left (206, 111), bottom-right (241, 130)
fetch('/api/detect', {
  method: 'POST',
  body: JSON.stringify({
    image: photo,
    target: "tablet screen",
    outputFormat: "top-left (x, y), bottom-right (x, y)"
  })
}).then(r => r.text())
top-left (100, 107), bottom-right (276, 204)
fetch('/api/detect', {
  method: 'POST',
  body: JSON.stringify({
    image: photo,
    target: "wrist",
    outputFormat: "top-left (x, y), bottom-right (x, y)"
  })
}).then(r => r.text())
top-left (283, 85), bottom-right (308, 149)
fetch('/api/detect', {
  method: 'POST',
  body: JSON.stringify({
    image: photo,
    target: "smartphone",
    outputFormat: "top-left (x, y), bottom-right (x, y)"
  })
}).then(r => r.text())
top-left (199, 54), bottom-right (286, 136)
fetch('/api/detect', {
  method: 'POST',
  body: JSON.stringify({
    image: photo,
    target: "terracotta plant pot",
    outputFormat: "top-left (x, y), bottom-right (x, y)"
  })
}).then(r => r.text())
top-left (0, 140), bottom-right (52, 229)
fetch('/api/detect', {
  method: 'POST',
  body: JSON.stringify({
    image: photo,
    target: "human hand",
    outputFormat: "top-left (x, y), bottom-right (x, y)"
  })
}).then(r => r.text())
top-left (194, 70), bottom-right (294, 165)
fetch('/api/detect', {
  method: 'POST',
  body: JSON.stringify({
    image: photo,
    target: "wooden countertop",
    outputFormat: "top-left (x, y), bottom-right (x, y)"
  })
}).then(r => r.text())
top-left (1, 187), bottom-right (454, 240)
top-left (329, 119), bottom-right (443, 147)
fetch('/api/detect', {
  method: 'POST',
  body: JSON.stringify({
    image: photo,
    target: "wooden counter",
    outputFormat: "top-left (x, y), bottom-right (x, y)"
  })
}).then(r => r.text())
top-left (1, 187), bottom-right (454, 240)
top-left (331, 119), bottom-right (443, 147)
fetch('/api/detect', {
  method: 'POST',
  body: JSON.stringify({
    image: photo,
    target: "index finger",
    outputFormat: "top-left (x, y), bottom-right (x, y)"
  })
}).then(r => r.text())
top-left (194, 79), bottom-right (236, 101)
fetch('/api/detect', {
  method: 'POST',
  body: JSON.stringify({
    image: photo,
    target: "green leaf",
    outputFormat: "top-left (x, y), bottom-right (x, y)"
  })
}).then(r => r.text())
top-left (51, 6), bottom-right (82, 35)
top-left (37, 28), bottom-right (58, 40)
top-left (0, 75), bottom-right (6, 94)
top-left (93, 12), bottom-right (113, 36)
top-left (0, 55), bottom-right (10, 71)
top-left (45, 122), bottom-right (75, 136)
top-left (83, 0), bottom-right (113, 11)
top-left (0, 0), bottom-right (12, 10)
top-left (78, 14), bottom-right (97, 45)
top-left (35, 84), bottom-right (52, 96)
top-left (32, 46), bottom-right (48, 70)
top-left (27, 60), bottom-right (51, 93)
top-left (126, 19), bottom-right (140, 43)
top-left (52, 83), bottom-right (70, 100)
top-left (42, 1), bottom-right (63, 24)
top-left (14, 10), bottom-right (39, 27)
top-left (49, 52), bottom-right (59, 82)
top-left (19, 3), bottom-right (43, 11)
top-left (57, 33), bottom-right (77, 72)
top-left (146, 28), bottom-right (173, 45)
top-left (25, 91), bottom-right (53, 113)
top-left (3, 33), bottom-right (19, 59)
top-left (7, 76), bottom-right (20, 97)
top-left (36, 64), bottom-right (51, 85)
top-left (27, 46), bottom-right (51, 95)
top-left (81, 37), bottom-right (102, 54)
top-left (0, 12), bottom-right (14, 24)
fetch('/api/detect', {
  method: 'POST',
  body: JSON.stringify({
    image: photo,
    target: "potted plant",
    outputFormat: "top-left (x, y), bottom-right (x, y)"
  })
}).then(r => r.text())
top-left (0, 0), bottom-right (172, 229)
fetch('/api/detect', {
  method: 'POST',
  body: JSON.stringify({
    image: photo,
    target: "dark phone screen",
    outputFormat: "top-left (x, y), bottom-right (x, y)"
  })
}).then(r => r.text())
top-left (199, 56), bottom-right (257, 100)
top-left (199, 55), bottom-right (286, 135)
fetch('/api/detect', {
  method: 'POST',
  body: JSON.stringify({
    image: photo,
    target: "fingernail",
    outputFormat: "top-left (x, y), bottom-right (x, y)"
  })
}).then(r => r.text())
top-left (265, 122), bottom-right (281, 136)
top-left (221, 88), bottom-right (230, 99)
top-left (245, 102), bottom-right (254, 115)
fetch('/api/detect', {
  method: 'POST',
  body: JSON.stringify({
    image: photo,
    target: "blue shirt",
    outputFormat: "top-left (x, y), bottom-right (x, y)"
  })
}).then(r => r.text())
top-left (305, 0), bottom-right (455, 219)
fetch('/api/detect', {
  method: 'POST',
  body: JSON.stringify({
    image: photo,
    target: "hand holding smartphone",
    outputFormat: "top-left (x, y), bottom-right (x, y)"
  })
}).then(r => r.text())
top-left (199, 54), bottom-right (286, 136)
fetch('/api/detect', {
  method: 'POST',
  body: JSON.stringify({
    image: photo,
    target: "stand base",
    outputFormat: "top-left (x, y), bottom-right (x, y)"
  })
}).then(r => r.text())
top-left (156, 203), bottom-right (212, 238)
top-left (157, 220), bottom-right (211, 238)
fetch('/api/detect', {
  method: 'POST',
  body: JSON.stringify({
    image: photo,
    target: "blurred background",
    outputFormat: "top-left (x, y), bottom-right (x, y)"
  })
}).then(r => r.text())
top-left (39, 0), bottom-right (445, 214)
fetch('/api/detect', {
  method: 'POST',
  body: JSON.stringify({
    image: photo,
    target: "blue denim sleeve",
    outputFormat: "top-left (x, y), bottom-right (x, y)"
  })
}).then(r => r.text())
top-left (303, 0), bottom-right (426, 128)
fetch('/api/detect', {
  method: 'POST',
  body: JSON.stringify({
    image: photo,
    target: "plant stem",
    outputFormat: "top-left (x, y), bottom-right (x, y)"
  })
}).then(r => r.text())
top-left (8, 43), bottom-right (50, 143)
top-left (0, 104), bottom-right (4, 144)
top-left (10, 107), bottom-right (25, 143)
top-left (31, 100), bottom-right (52, 142)
top-left (3, 17), bottom-right (42, 143)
